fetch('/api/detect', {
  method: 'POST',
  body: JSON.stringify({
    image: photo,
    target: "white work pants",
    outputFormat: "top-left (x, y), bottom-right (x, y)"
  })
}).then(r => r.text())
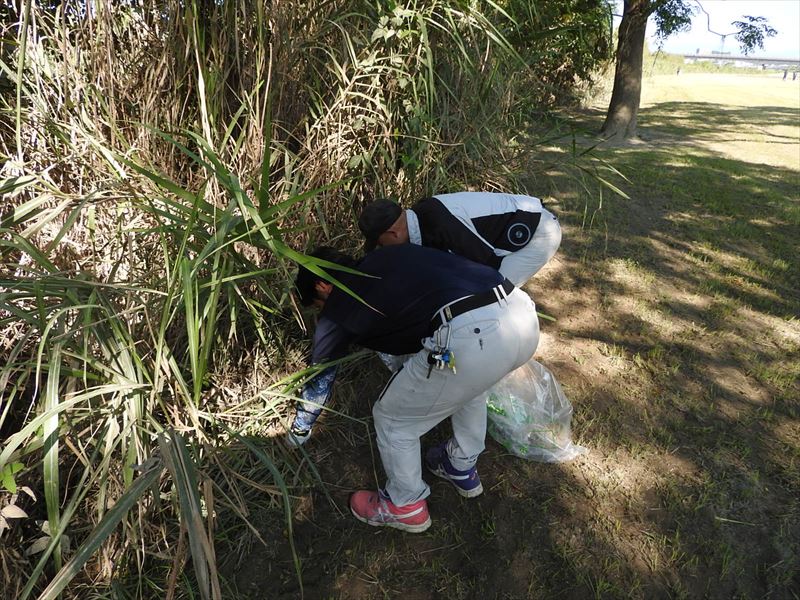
top-left (373, 287), bottom-right (540, 506)
top-left (499, 208), bottom-right (561, 287)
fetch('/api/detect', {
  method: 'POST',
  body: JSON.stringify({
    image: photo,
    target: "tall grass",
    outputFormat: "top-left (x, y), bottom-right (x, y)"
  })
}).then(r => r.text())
top-left (0, 1), bottom-right (612, 597)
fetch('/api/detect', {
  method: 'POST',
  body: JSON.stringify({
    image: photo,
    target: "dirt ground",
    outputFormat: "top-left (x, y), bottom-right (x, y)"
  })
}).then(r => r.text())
top-left (223, 75), bottom-right (800, 599)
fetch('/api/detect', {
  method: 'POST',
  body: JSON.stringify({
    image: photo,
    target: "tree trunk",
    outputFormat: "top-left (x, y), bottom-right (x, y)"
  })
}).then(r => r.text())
top-left (600, 0), bottom-right (651, 140)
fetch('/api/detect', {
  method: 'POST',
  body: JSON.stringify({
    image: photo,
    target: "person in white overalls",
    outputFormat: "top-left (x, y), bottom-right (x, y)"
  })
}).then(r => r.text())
top-left (290, 244), bottom-right (539, 532)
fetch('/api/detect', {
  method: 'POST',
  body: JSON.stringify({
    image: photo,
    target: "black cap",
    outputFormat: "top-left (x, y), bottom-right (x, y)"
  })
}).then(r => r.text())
top-left (294, 246), bottom-right (356, 307)
top-left (294, 260), bottom-right (320, 307)
top-left (358, 199), bottom-right (402, 251)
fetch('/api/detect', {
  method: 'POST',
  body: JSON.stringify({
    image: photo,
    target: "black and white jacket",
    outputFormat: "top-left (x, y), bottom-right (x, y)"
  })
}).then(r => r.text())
top-left (408, 192), bottom-right (544, 269)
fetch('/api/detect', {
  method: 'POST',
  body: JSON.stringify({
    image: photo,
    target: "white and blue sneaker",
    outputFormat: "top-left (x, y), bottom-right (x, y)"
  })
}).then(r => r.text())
top-left (425, 442), bottom-right (483, 498)
top-left (286, 423), bottom-right (312, 447)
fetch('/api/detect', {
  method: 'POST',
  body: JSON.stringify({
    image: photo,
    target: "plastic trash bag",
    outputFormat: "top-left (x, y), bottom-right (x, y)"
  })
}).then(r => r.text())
top-left (483, 358), bottom-right (587, 462)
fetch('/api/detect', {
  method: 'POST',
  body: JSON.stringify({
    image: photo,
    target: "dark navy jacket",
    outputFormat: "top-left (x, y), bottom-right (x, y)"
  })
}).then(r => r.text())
top-left (311, 244), bottom-right (504, 362)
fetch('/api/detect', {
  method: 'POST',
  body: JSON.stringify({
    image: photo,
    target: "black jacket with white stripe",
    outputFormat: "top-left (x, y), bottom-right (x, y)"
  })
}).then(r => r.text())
top-left (410, 192), bottom-right (544, 269)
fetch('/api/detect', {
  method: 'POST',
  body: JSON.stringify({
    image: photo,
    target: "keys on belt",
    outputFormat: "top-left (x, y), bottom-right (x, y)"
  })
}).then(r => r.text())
top-left (424, 279), bottom-right (515, 378)
top-left (426, 323), bottom-right (456, 378)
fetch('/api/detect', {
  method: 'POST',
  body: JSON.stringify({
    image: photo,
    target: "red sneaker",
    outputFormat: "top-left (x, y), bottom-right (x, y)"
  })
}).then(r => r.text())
top-left (349, 489), bottom-right (431, 533)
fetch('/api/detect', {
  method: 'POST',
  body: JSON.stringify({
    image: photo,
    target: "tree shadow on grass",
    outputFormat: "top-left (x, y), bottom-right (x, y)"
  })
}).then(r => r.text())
top-left (634, 102), bottom-right (799, 142)
top-left (245, 146), bottom-right (800, 598)
top-left (555, 102), bottom-right (800, 144)
top-left (517, 113), bottom-right (800, 598)
top-left (535, 141), bottom-right (799, 315)
top-left (224, 104), bottom-right (799, 598)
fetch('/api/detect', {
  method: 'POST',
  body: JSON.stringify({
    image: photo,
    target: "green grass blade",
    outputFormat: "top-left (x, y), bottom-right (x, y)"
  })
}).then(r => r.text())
top-left (42, 342), bottom-right (63, 571)
top-left (576, 164), bottom-right (631, 200)
top-left (159, 431), bottom-right (220, 600)
top-left (1, 232), bottom-right (58, 273)
top-left (0, 174), bottom-right (37, 195)
top-left (276, 242), bottom-right (382, 311)
top-left (181, 259), bottom-right (201, 401)
top-left (118, 158), bottom-right (197, 203)
top-left (256, 100), bottom-right (272, 208)
top-left (20, 419), bottom-right (126, 600)
top-left (14, 0), bottom-right (32, 159)
top-left (32, 463), bottom-right (163, 600)
top-left (44, 196), bottom-right (92, 253)
top-left (198, 255), bottom-right (225, 395)
top-left (0, 384), bottom-right (147, 472)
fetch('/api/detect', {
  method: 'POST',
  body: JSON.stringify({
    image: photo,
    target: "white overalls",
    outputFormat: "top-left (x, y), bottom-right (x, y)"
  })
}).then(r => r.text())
top-left (373, 286), bottom-right (540, 505)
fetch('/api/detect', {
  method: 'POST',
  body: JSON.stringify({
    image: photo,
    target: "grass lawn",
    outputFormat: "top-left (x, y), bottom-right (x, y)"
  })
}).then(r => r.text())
top-left (226, 72), bottom-right (799, 599)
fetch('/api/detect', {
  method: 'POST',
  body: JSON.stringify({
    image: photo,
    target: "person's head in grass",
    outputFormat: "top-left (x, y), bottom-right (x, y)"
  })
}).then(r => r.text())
top-left (294, 246), bottom-right (357, 309)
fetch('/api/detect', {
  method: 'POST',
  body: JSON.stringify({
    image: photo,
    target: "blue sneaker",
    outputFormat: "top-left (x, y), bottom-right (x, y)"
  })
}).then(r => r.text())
top-left (425, 442), bottom-right (483, 498)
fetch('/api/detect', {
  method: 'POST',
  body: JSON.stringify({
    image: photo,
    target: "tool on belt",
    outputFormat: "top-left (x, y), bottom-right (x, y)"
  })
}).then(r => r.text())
top-left (425, 279), bottom-right (514, 379)
top-left (427, 323), bottom-right (456, 378)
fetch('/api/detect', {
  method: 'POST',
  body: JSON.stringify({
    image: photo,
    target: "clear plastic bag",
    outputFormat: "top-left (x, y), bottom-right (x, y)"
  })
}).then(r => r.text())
top-left (483, 358), bottom-right (587, 462)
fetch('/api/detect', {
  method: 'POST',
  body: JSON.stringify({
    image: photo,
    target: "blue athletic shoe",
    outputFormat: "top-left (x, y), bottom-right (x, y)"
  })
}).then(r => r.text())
top-left (425, 442), bottom-right (483, 498)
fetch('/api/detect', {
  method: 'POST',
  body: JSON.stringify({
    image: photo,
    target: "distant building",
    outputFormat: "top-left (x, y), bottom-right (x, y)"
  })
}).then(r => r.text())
top-left (683, 53), bottom-right (800, 72)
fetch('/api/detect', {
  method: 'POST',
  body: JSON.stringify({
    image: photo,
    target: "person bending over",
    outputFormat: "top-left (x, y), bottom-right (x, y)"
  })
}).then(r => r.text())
top-left (358, 192), bottom-right (561, 287)
top-left (288, 244), bottom-right (539, 532)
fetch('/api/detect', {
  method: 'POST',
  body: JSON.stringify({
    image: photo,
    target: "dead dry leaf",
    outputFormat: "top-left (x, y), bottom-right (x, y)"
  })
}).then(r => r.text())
top-left (0, 505), bottom-right (28, 519)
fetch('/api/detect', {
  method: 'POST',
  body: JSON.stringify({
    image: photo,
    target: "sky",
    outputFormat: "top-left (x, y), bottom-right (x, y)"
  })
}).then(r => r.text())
top-left (614, 1), bottom-right (800, 59)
